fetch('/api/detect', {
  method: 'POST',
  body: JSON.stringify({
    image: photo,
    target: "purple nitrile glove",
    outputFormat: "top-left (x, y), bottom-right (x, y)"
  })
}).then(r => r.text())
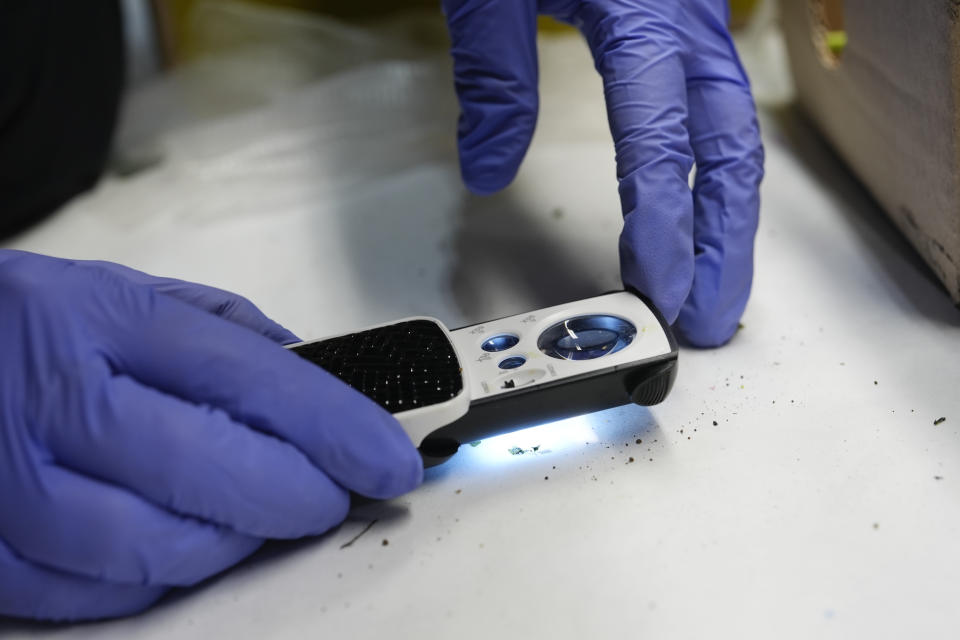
top-left (442, 0), bottom-right (764, 346)
top-left (0, 250), bottom-right (422, 621)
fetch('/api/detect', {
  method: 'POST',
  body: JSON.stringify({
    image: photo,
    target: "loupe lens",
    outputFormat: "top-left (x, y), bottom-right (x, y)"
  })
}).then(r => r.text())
top-left (538, 315), bottom-right (636, 360)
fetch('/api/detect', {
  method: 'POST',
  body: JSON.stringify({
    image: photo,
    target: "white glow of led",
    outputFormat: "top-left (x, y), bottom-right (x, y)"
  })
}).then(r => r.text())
top-left (461, 414), bottom-right (599, 466)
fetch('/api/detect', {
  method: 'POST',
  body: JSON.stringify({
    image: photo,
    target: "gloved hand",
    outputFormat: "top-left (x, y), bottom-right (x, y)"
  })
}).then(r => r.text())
top-left (0, 250), bottom-right (422, 621)
top-left (442, 0), bottom-right (764, 346)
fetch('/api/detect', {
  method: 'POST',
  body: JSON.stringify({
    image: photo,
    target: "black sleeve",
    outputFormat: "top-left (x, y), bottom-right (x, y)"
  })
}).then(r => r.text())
top-left (0, 1), bottom-right (124, 239)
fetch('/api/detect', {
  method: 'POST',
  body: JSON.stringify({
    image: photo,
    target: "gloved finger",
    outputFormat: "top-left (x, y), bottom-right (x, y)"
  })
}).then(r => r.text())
top-left (103, 291), bottom-right (423, 500)
top-left (48, 371), bottom-right (350, 539)
top-left (0, 538), bottom-right (166, 622)
top-left (77, 259), bottom-right (299, 344)
top-left (573, 5), bottom-right (696, 324)
top-left (152, 279), bottom-right (299, 345)
top-left (676, 54), bottom-right (764, 346)
top-left (442, 0), bottom-right (539, 194)
top-left (1, 464), bottom-right (263, 586)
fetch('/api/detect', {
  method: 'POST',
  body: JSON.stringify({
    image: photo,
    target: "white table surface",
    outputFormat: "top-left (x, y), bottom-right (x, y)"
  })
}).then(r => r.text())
top-left (3, 8), bottom-right (960, 639)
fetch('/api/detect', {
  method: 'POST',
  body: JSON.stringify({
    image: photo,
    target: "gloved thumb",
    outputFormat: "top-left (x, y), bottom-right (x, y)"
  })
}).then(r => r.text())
top-left (443, 0), bottom-right (540, 195)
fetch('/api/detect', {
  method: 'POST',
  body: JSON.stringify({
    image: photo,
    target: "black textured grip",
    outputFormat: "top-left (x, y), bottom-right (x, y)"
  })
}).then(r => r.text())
top-left (290, 320), bottom-right (462, 413)
top-left (626, 360), bottom-right (678, 406)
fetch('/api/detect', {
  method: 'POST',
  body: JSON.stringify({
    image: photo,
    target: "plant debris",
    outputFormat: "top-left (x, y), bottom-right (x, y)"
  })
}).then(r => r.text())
top-left (340, 519), bottom-right (378, 549)
top-left (469, 441), bottom-right (482, 447)
top-left (508, 445), bottom-right (541, 455)
top-left (934, 417), bottom-right (946, 425)
top-left (381, 539), bottom-right (389, 546)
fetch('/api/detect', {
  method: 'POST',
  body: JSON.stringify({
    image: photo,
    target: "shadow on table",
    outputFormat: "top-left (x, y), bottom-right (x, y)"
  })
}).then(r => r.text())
top-left (769, 104), bottom-right (960, 326)
top-left (446, 189), bottom-right (614, 326)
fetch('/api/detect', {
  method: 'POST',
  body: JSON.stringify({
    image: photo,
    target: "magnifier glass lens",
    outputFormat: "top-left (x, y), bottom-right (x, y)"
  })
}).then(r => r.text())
top-left (554, 328), bottom-right (620, 356)
top-left (538, 315), bottom-right (636, 361)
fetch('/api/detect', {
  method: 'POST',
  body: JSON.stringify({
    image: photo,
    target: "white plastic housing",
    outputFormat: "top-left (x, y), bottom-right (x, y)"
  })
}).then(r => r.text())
top-left (449, 292), bottom-right (672, 402)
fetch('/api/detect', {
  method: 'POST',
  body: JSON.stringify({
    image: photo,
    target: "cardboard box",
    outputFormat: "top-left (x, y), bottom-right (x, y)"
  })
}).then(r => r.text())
top-left (780, 0), bottom-right (960, 304)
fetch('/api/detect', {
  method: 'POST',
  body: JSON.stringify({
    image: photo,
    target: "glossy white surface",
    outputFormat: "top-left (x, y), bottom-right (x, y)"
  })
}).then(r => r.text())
top-left (3, 7), bottom-right (960, 639)
top-left (450, 292), bottom-right (672, 400)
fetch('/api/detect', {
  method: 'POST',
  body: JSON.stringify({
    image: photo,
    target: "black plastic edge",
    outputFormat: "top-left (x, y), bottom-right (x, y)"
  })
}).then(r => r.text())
top-left (420, 289), bottom-right (679, 466)
top-left (419, 351), bottom-right (678, 467)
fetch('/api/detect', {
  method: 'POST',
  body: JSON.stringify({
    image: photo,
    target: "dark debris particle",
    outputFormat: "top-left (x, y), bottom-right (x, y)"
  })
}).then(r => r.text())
top-left (339, 519), bottom-right (378, 549)
top-left (872, 523), bottom-right (879, 530)
top-left (934, 417), bottom-right (946, 425)
top-left (935, 475), bottom-right (944, 480)
top-left (628, 457), bottom-right (635, 463)
top-left (635, 438), bottom-right (642, 444)
top-left (874, 380), bottom-right (878, 385)
top-left (544, 476), bottom-right (549, 480)
top-left (712, 420), bottom-right (718, 426)
top-left (381, 539), bottom-right (389, 547)
top-left (455, 489), bottom-right (462, 494)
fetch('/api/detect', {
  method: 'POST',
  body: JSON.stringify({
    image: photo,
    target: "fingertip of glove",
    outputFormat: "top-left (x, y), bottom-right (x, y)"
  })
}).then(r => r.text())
top-left (273, 326), bottom-right (302, 346)
top-left (456, 108), bottom-right (535, 196)
top-left (619, 270), bottom-right (686, 328)
top-left (674, 314), bottom-right (739, 349)
top-left (332, 403), bottom-right (424, 500)
top-left (361, 415), bottom-right (424, 500)
top-left (459, 157), bottom-right (518, 196)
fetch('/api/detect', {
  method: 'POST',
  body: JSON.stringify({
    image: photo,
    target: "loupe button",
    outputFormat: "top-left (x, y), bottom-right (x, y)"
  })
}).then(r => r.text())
top-left (498, 355), bottom-right (526, 369)
top-left (481, 333), bottom-right (520, 352)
